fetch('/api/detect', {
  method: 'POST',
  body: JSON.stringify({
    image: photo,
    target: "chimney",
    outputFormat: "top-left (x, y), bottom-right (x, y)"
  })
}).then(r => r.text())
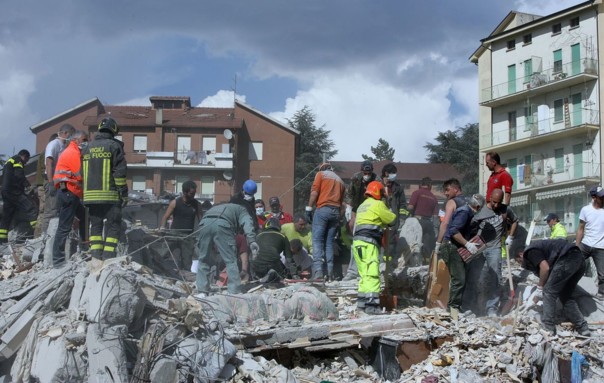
top-left (155, 108), bottom-right (163, 125)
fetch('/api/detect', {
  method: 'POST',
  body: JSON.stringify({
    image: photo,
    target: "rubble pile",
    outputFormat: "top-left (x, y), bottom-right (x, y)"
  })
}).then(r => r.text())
top-left (1, 234), bottom-right (603, 382)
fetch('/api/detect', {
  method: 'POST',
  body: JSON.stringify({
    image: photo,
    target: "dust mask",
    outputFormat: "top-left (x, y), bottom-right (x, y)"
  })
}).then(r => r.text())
top-left (256, 207), bottom-right (265, 215)
top-left (362, 175), bottom-right (371, 182)
top-left (388, 174), bottom-right (397, 181)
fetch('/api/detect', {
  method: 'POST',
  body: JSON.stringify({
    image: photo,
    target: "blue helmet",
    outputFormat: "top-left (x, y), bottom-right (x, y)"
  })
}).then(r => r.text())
top-left (243, 179), bottom-right (257, 195)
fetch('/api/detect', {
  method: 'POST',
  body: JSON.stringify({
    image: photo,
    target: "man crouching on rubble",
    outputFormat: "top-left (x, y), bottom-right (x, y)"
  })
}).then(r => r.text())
top-left (196, 203), bottom-right (259, 295)
top-left (517, 239), bottom-right (591, 336)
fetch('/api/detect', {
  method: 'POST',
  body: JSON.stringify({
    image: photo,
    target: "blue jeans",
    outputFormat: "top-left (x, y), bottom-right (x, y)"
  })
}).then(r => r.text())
top-left (311, 206), bottom-right (340, 276)
top-left (53, 190), bottom-right (86, 265)
top-left (481, 247), bottom-right (502, 313)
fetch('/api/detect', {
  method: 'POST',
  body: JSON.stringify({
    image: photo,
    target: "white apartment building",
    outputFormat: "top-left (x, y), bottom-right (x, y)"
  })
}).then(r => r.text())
top-left (471, 0), bottom-right (603, 238)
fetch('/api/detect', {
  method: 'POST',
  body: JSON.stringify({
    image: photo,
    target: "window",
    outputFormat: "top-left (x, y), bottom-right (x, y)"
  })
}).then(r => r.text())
top-left (132, 175), bottom-right (146, 192)
top-left (555, 148), bottom-right (564, 173)
top-left (553, 49), bottom-right (562, 73)
top-left (133, 135), bottom-right (147, 152)
top-left (508, 111), bottom-right (517, 141)
top-left (114, 135), bottom-right (123, 142)
top-left (570, 16), bottom-right (579, 28)
top-left (524, 104), bottom-right (534, 131)
top-left (200, 176), bottom-right (215, 200)
top-left (554, 99), bottom-right (564, 122)
top-left (202, 136), bottom-right (216, 153)
top-left (523, 59), bottom-right (532, 83)
top-left (507, 39), bottom-right (515, 50)
top-left (249, 142), bottom-right (263, 161)
top-left (255, 181), bottom-right (263, 201)
top-left (552, 23), bottom-right (562, 34)
top-left (523, 34), bottom-right (532, 45)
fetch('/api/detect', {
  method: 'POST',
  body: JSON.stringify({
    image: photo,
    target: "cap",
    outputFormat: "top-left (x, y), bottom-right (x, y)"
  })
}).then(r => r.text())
top-left (361, 160), bottom-right (373, 171)
top-left (590, 186), bottom-right (604, 197)
top-left (544, 213), bottom-right (558, 222)
top-left (269, 196), bottom-right (280, 207)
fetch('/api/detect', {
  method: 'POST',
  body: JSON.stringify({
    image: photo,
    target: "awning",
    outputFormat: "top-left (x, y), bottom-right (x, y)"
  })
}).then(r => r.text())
top-left (535, 185), bottom-right (585, 201)
top-left (510, 194), bottom-right (529, 206)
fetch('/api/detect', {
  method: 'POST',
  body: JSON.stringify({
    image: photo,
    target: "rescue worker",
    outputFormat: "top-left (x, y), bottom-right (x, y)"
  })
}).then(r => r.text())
top-left (253, 217), bottom-right (296, 280)
top-left (381, 163), bottom-right (409, 266)
top-left (255, 199), bottom-right (269, 229)
top-left (517, 239), bottom-right (590, 336)
top-left (52, 131), bottom-right (89, 267)
top-left (0, 150), bottom-right (37, 244)
top-left (343, 160), bottom-right (382, 280)
top-left (230, 179), bottom-right (259, 231)
top-left (34, 133), bottom-right (58, 237)
top-left (159, 180), bottom-right (202, 270)
top-left (307, 162), bottom-right (346, 280)
top-left (352, 181), bottom-right (396, 314)
top-left (39, 123), bottom-right (75, 236)
top-left (196, 203), bottom-right (259, 295)
top-left (544, 213), bottom-right (567, 239)
top-left (82, 117), bottom-right (128, 260)
top-left (281, 214), bottom-right (312, 256)
top-left (408, 177), bottom-right (439, 259)
top-left (266, 196), bottom-right (294, 225)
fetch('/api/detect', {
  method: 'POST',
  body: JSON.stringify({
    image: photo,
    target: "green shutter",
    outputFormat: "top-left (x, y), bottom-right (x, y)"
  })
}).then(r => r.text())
top-left (571, 93), bottom-right (582, 126)
top-left (524, 59), bottom-right (532, 83)
top-left (508, 158), bottom-right (517, 191)
top-left (573, 144), bottom-right (583, 178)
top-left (508, 65), bottom-right (516, 94)
top-left (571, 44), bottom-right (580, 75)
top-left (555, 148), bottom-right (564, 173)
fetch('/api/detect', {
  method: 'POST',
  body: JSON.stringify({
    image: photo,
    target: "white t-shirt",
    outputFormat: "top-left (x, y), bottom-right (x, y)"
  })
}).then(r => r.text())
top-left (579, 203), bottom-right (604, 248)
top-left (44, 138), bottom-right (65, 176)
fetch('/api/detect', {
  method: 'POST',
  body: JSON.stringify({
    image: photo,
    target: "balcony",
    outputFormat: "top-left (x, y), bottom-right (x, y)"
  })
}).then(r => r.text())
top-left (127, 151), bottom-right (234, 170)
top-left (480, 58), bottom-right (598, 107)
top-left (481, 109), bottom-right (599, 151)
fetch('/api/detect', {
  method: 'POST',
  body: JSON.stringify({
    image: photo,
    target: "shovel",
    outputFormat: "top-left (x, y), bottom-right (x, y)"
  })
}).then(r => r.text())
top-left (500, 243), bottom-right (517, 315)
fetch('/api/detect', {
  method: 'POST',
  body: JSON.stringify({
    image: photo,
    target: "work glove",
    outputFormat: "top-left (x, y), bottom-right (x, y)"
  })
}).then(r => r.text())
top-left (464, 241), bottom-right (478, 255)
top-left (249, 242), bottom-right (260, 259)
top-left (345, 205), bottom-right (353, 222)
top-left (120, 196), bottom-right (129, 208)
top-left (505, 235), bottom-right (514, 246)
top-left (118, 187), bottom-right (129, 208)
top-left (46, 182), bottom-right (57, 197)
top-left (305, 206), bottom-right (314, 224)
top-left (532, 286), bottom-right (543, 304)
top-left (434, 242), bottom-right (441, 255)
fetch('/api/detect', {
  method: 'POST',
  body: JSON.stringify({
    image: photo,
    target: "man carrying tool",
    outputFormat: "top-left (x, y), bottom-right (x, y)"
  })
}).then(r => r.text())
top-left (0, 150), bottom-right (37, 245)
top-left (159, 180), bottom-right (202, 270)
top-left (82, 117), bottom-right (128, 260)
top-left (52, 131), bottom-right (89, 267)
top-left (517, 239), bottom-right (591, 336)
top-left (466, 188), bottom-right (518, 316)
top-left (435, 178), bottom-right (484, 312)
top-left (352, 181), bottom-right (396, 315)
top-left (196, 203), bottom-right (259, 295)
top-left (343, 160), bottom-right (382, 281)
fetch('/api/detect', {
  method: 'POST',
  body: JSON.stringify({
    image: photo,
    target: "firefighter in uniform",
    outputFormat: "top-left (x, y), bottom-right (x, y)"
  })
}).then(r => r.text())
top-left (352, 181), bottom-right (396, 314)
top-left (0, 150), bottom-right (37, 244)
top-left (82, 117), bottom-right (128, 260)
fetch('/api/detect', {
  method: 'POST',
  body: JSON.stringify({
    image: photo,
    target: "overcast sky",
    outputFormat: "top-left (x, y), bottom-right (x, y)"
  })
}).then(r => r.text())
top-left (0, 0), bottom-right (581, 162)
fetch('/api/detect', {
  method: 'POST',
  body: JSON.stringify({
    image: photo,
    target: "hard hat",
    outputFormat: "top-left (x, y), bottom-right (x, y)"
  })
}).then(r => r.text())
top-left (264, 217), bottom-right (281, 231)
top-left (98, 117), bottom-right (119, 136)
top-left (243, 179), bottom-right (257, 195)
top-left (365, 181), bottom-right (384, 200)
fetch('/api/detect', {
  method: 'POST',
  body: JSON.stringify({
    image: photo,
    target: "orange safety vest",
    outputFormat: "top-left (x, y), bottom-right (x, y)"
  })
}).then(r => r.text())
top-left (53, 140), bottom-right (83, 199)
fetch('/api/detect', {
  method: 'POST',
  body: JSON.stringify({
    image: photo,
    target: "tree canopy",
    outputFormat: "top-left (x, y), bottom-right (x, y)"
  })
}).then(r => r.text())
top-left (362, 138), bottom-right (395, 162)
top-left (424, 123), bottom-right (479, 195)
top-left (289, 106), bottom-right (338, 212)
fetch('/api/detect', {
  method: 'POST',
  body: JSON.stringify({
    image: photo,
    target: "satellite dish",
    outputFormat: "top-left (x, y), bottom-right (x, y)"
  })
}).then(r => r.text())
top-left (223, 129), bottom-right (233, 140)
top-left (223, 170), bottom-right (233, 181)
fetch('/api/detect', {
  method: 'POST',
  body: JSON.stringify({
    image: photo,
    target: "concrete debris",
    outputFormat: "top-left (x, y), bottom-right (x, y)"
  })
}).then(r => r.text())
top-left (0, 227), bottom-right (603, 382)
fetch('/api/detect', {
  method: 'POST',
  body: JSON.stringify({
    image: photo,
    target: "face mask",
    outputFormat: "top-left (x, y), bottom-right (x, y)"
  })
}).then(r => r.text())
top-left (78, 142), bottom-right (89, 151)
top-left (362, 175), bottom-right (371, 182)
top-left (256, 207), bottom-right (265, 215)
top-left (388, 174), bottom-right (397, 181)
top-left (243, 193), bottom-right (254, 201)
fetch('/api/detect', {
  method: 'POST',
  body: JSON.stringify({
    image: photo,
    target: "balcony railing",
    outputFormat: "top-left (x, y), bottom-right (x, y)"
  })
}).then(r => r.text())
top-left (126, 151), bottom-right (234, 169)
top-left (481, 108), bottom-right (599, 148)
top-left (481, 58), bottom-right (598, 103)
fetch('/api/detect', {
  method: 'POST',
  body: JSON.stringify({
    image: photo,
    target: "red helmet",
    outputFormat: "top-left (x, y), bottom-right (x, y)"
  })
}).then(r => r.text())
top-left (365, 181), bottom-right (384, 200)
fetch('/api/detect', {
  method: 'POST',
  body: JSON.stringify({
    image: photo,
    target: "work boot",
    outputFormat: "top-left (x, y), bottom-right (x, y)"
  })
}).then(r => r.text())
top-left (311, 271), bottom-right (324, 281)
top-left (364, 304), bottom-right (384, 315)
top-left (577, 324), bottom-right (591, 337)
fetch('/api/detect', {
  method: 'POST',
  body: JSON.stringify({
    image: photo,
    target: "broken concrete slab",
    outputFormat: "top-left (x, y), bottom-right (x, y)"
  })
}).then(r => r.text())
top-left (42, 218), bottom-right (59, 268)
top-left (87, 323), bottom-right (128, 383)
top-left (150, 358), bottom-right (177, 383)
top-left (0, 301), bottom-right (41, 360)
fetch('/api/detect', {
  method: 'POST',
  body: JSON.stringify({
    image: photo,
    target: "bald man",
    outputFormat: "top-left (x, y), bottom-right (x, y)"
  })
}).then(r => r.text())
top-left (465, 188), bottom-right (518, 316)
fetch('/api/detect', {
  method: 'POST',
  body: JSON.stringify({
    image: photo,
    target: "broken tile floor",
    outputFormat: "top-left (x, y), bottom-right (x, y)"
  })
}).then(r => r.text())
top-left (0, 227), bottom-right (603, 382)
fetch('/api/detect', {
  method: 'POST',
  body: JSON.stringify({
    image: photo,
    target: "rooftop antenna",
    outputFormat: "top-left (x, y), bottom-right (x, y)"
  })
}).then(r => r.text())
top-left (232, 74), bottom-right (237, 106)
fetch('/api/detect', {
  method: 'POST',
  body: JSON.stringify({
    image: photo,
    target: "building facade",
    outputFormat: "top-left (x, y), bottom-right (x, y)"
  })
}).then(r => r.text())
top-left (471, 1), bottom-right (603, 238)
top-left (30, 96), bottom-right (298, 211)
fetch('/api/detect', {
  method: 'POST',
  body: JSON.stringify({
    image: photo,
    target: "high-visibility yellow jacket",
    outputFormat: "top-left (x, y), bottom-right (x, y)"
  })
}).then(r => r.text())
top-left (550, 222), bottom-right (568, 239)
top-left (81, 132), bottom-right (127, 204)
top-left (353, 197), bottom-right (396, 245)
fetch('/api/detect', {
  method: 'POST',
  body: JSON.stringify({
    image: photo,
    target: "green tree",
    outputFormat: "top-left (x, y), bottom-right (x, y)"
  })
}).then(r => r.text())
top-left (424, 123), bottom-right (479, 195)
top-left (362, 138), bottom-right (395, 162)
top-left (289, 106), bottom-right (338, 212)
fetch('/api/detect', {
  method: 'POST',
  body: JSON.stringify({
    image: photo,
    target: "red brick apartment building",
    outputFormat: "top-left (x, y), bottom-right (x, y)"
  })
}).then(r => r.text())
top-left (30, 96), bottom-right (298, 211)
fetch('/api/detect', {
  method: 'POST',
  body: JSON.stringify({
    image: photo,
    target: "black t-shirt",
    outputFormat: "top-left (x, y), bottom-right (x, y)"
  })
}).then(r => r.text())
top-left (171, 197), bottom-right (200, 232)
top-left (523, 248), bottom-right (547, 275)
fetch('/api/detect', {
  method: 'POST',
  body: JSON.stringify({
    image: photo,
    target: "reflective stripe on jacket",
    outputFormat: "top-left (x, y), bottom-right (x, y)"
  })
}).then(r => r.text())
top-left (1, 155), bottom-right (26, 197)
top-left (82, 132), bottom-right (127, 204)
top-left (53, 140), bottom-right (83, 198)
